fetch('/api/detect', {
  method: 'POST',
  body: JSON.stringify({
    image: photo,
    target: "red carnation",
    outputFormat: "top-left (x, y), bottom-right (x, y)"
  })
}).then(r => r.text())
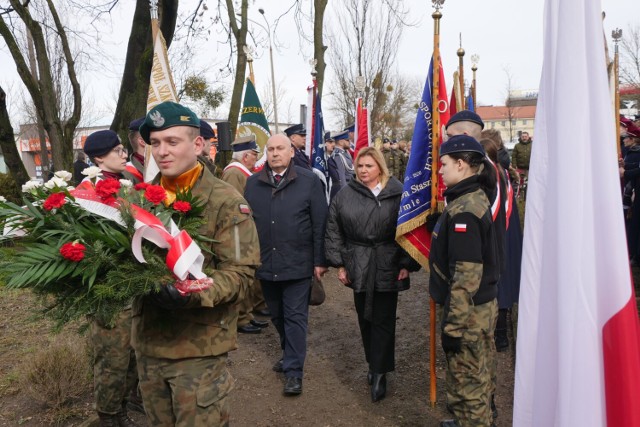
top-left (173, 200), bottom-right (192, 213)
top-left (95, 178), bottom-right (121, 201)
top-left (134, 182), bottom-right (149, 191)
top-left (59, 242), bottom-right (86, 262)
top-left (144, 185), bottom-right (167, 205)
top-left (43, 192), bottom-right (66, 211)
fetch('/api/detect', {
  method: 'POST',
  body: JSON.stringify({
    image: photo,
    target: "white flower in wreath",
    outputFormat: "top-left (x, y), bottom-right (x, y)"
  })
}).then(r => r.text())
top-left (44, 176), bottom-right (68, 189)
top-left (119, 179), bottom-right (133, 188)
top-left (82, 166), bottom-right (103, 180)
top-left (0, 196), bottom-right (6, 202)
top-left (54, 170), bottom-right (73, 181)
top-left (21, 180), bottom-right (42, 193)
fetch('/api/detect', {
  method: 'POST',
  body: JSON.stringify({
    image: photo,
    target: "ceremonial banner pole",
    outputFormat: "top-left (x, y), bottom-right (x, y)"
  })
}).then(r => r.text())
top-left (612, 28), bottom-right (622, 158)
top-left (145, 0), bottom-right (179, 182)
top-left (457, 34), bottom-right (465, 110)
top-left (244, 45), bottom-right (256, 85)
top-left (471, 54), bottom-right (479, 108)
top-left (430, 0), bottom-right (444, 408)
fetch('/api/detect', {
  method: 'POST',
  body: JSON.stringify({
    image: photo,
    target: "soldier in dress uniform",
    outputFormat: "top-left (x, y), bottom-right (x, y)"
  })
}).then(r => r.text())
top-left (284, 123), bottom-right (311, 170)
top-left (134, 101), bottom-right (260, 426)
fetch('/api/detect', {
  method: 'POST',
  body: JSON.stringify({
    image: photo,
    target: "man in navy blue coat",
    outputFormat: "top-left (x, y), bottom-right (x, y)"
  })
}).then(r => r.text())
top-left (244, 133), bottom-right (328, 396)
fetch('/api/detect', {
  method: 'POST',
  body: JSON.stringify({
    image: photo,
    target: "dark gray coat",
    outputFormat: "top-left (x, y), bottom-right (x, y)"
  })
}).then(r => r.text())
top-left (324, 177), bottom-right (418, 294)
top-left (245, 165), bottom-right (327, 282)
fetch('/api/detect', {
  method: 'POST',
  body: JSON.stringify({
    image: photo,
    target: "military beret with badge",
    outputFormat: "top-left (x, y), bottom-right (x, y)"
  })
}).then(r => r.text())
top-left (140, 101), bottom-right (200, 144)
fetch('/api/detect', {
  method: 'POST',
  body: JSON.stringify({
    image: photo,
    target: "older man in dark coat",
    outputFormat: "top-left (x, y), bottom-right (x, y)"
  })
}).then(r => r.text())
top-left (244, 133), bottom-right (328, 396)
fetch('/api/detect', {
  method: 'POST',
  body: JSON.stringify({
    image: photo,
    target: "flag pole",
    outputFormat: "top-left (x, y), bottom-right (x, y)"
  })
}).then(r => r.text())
top-left (457, 34), bottom-right (465, 110)
top-left (243, 45), bottom-right (256, 85)
top-left (430, 0), bottom-right (444, 409)
top-left (471, 54), bottom-right (479, 108)
top-left (612, 28), bottom-right (622, 159)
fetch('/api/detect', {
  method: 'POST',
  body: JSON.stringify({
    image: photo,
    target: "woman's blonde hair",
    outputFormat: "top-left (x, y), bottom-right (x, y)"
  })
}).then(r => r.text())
top-left (354, 146), bottom-right (390, 188)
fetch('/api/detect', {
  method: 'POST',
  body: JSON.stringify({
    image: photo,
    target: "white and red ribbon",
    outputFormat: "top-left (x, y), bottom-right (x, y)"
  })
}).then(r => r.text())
top-left (71, 181), bottom-right (206, 283)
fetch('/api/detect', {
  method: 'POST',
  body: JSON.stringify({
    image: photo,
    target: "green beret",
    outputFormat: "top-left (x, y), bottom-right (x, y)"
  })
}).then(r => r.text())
top-left (140, 101), bottom-right (200, 144)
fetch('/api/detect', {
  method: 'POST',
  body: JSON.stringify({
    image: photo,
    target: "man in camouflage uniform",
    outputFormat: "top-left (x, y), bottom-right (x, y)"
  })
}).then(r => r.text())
top-left (221, 135), bottom-right (269, 334)
top-left (134, 101), bottom-right (260, 426)
top-left (428, 135), bottom-right (499, 427)
top-left (511, 131), bottom-right (532, 173)
top-left (382, 138), bottom-right (405, 181)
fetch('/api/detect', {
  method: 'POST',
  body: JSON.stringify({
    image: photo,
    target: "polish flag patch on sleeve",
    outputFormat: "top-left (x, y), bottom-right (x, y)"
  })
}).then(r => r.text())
top-left (454, 223), bottom-right (467, 233)
top-left (239, 204), bottom-right (251, 214)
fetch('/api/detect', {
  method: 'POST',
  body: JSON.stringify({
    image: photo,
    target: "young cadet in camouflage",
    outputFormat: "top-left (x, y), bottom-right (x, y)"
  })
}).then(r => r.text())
top-left (83, 130), bottom-right (142, 427)
top-left (133, 101), bottom-right (260, 426)
top-left (428, 135), bottom-right (500, 427)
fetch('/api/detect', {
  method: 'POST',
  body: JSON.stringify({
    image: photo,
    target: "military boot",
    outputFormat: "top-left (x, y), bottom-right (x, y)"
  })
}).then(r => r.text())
top-left (116, 408), bottom-right (140, 427)
top-left (97, 413), bottom-right (120, 427)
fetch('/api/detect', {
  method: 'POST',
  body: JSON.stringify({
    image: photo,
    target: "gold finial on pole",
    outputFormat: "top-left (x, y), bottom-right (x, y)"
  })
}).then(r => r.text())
top-left (457, 33), bottom-right (465, 109)
top-left (430, 0), bottom-right (444, 410)
top-left (612, 28), bottom-right (622, 157)
top-left (149, 0), bottom-right (158, 20)
top-left (471, 54), bottom-right (479, 107)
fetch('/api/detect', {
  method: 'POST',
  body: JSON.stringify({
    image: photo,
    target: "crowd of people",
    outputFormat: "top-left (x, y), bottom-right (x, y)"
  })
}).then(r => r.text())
top-left (68, 100), bottom-right (545, 427)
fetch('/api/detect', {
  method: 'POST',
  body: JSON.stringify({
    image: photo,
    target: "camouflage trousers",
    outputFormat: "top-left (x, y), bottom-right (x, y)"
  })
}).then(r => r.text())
top-left (237, 278), bottom-right (267, 327)
top-left (90, 309), bottom-right (138, 414)
top-left (136, 354), bottom-right (234, 427)
top-left (444, 299), bottom-right (497, 427)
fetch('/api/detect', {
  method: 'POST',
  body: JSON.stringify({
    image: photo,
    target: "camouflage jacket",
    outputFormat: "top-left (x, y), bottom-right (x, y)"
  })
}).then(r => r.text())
top-left (511, 140), bottom-right (532, 170)
top-left (221, 162), bottom-right (251, 195)
top-left (132, 164), bottom-right (260, 359)
top-left (383, 148), bottom-right (406, 181)
top-left (428, 176), bottom-right (499, 339)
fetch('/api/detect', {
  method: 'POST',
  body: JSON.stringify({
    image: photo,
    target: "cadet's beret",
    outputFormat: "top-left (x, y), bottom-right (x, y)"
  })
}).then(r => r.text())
top-left (333, 130), bottom-right (349, 141)
top-left (344, 123), bottom-right (355, 132)
top-left (128, 117), bottom-right (145, 132)
top-left (231, 135), bottom-right (260, 152)
top-left (284, 123), bottom-right (306, 137)
top-left (440, 134), bottom-right (486, 157)
top-left (625, 124), bottom-right (640, 138)
top-left (324, 131), bottom-right (334, 142)
top-left (140, 101), bottom-right (200, 144)
top-left (83, 130), bottom-right (121, 158)
top-left (383, 138), bottom-right (390, 143)
top-left (200, 120), bottom-right (216, 139)
top-left (446, 110), bottom-right (485, 130)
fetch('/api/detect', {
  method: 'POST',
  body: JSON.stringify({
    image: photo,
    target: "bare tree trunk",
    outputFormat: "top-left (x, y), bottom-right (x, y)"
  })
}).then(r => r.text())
top-left (226, 0), bottom-right (249, 135)
top-left (111, 0), bottom-right (179, 144)
top-left (314, 0), bottom-right (328, 97)
top-left (0, 86), bottom-right (30, 188)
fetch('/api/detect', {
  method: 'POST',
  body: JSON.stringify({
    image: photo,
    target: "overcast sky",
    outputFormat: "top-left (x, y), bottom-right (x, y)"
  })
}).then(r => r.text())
top-left (1, 0), bottom-right (638, 131)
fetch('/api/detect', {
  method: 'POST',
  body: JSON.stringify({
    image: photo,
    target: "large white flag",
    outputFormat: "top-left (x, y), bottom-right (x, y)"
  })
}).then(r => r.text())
top-left (143, 16), bottom-right (179, 182)
top-left (513, 0), bottom-right (640, 426)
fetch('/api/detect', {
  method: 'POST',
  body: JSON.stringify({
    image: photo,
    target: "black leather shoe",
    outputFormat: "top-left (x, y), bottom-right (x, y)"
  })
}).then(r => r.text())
top-left (370, 373), bottom-right (386, 402)
top-left (440, 420), bottom-right (460, 427)
top-left (238, 323), bottom-right (262, 334)
top-left (255, 308), bottom-right (271, 317)
top-left (495, 330), bottom-right (509, 352)
top-left (283, 376), bottom-right (302, 395)
top-left (367, 371), bottom-right (373, 385)
top-left (272, 358), bottom-right (283, 372)
top-left (250, 319), bottom-right (269, 328)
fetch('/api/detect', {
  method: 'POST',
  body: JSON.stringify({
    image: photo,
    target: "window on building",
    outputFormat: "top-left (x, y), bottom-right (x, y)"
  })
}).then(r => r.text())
top-left (501, 121), bottom-right (506, 127)
top-left (523, 119), bottom-right (528, 125)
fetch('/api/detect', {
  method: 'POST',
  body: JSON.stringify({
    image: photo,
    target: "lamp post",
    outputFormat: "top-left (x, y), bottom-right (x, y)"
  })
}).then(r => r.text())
top-left (258, 8), bottom-right (279, 133)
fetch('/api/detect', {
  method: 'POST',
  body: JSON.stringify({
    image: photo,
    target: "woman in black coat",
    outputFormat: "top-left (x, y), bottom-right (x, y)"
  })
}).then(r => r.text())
top-left (325, 146), bottom-right (418, 403)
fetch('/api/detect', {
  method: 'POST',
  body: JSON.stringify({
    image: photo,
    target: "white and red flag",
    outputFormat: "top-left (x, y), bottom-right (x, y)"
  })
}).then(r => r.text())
top-left (513, 0), bottom-right (640, 425)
